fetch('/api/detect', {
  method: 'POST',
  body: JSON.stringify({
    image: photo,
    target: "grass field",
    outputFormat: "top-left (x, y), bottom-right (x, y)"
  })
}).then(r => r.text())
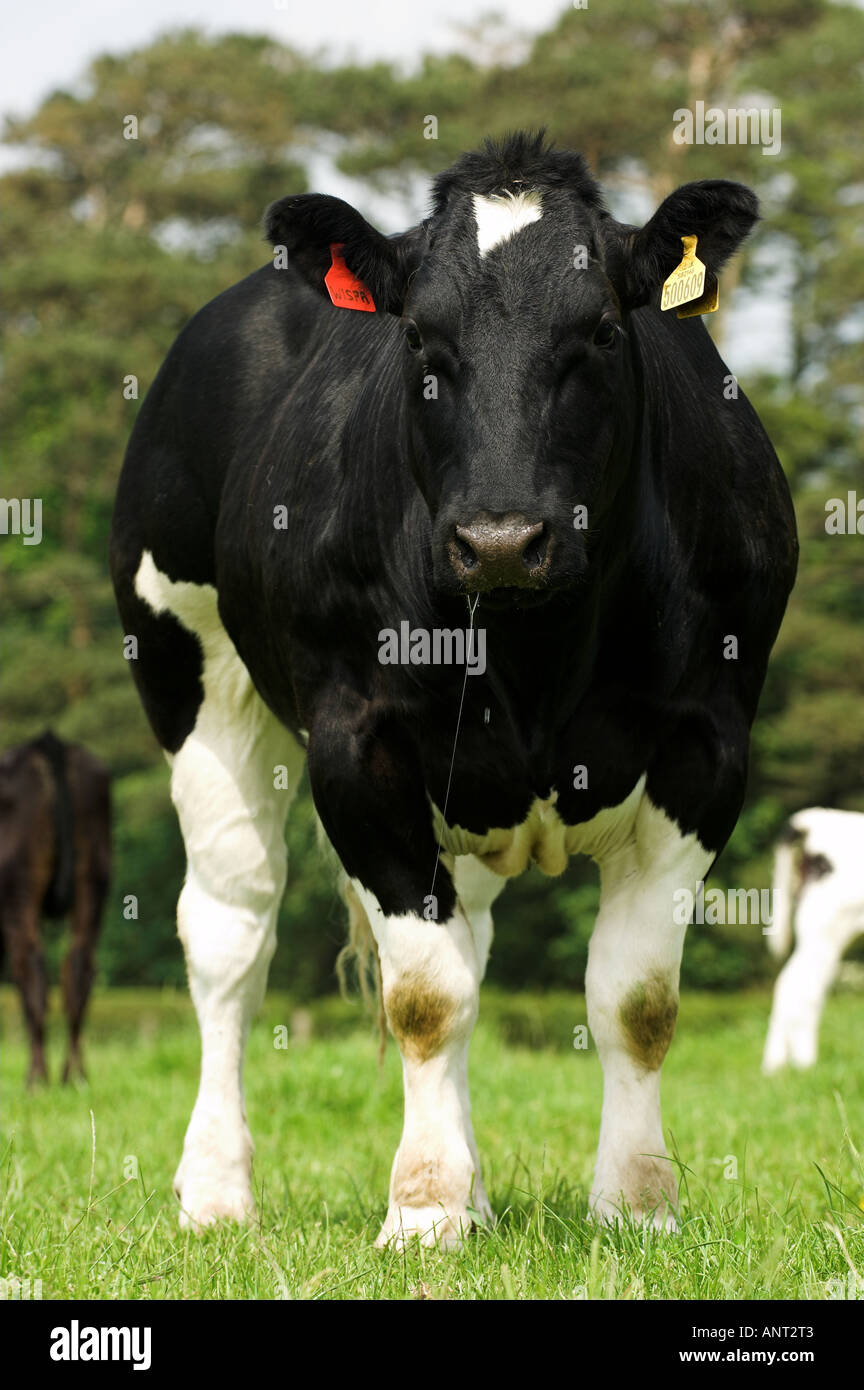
top-left (2, 984), bottom-right (862, 1301)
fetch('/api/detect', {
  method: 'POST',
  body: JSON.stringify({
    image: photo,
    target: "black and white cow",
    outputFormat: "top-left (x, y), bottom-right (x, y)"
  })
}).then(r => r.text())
top-left (111, 132), bottom-right (797, 1244)
top-left (763, 809), bottom-right (864, 1073)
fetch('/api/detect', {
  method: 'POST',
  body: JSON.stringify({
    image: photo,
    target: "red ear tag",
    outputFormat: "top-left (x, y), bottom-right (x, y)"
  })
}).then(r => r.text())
top-left (324, 243), bottom-right (376, 311)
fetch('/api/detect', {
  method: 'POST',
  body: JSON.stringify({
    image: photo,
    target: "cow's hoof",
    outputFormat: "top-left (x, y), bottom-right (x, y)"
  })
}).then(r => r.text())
top-left (376, 1191), bottom-right (493, 1250)
top-left (176, 1184), bottom-right (255, 1231)
top-left (589, 1192), bottom-right (679, 1232)
top-left (589, 1156), bottom-right (679, 1232)
top-left (762, 1035), bottom-right (808, 1074)
top-left (174, 1157), bottom-right (255, 1231)
top-left (764, 1050), bottom-right (814, 1073)
top-left (375, 1204), bottom-right (483, 1250)
top-left (174, 1117), bottom-right (255, 1231)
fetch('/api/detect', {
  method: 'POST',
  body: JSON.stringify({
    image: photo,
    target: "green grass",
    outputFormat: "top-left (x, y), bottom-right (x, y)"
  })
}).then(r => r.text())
top-left (2, 985), bottom-right (862, 1300)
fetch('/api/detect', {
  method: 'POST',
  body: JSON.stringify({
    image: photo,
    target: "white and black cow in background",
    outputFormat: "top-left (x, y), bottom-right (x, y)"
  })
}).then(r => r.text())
top-left (111, 133), bottom-right (797, 1244)
top-left (763, 809), bottom-right (864, 1074)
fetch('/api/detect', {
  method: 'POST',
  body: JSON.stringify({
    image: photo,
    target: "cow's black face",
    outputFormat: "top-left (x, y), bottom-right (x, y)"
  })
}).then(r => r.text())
top-left (399, 194), bottom-right (632, 604)
top-left (267, 134), bottom-right (759, 608)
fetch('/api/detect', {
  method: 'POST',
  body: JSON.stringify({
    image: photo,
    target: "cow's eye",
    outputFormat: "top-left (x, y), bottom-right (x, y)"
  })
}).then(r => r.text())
top-left (593, 317), bottom-right (620, 349)
top-left (404, 322), bottom-right (423, 353)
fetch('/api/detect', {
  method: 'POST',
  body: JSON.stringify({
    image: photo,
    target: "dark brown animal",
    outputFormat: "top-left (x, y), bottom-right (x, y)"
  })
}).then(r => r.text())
top-left (0, 732), bottom-right (111, 1085)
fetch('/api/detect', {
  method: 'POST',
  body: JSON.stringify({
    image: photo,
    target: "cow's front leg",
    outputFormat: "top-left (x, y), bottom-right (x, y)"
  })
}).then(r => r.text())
top-left (587, 797), bottom-right (712, 1229)
top-left (352, 884), bottom-right (491, 1248)
top-left (308, 693), bottom-right (492, 1248)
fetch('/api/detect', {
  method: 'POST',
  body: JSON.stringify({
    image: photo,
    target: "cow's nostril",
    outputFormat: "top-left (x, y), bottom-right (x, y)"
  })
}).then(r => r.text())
top-left (522, 527), bottom-right (546, 571)
top-left (454, 534), bottom-right (480, 570)
top-left (450, 514), bottom-right (550, 591)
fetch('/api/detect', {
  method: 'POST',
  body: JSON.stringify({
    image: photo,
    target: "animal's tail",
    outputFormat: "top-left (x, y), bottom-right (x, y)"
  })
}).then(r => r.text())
top-left (768, 821), bottom-right (803, 960)
top-left (315, 812), bottom-right (387, 1061)
top-left (336, 879), bottom-right (387, 1065)
top-left (33, 730), bottom-right (76, 919)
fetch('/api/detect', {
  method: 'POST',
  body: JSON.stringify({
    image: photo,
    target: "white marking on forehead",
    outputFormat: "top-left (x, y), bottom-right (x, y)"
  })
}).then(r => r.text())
top-left (472, 189), bottom-right (543, 257)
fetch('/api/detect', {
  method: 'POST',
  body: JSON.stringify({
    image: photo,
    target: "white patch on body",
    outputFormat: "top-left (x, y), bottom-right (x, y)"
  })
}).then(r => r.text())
top-left (763, 808), bottom-right (864, 1073)
top-left (134, 550), bottom-right (304, 1229)
top-left (472, 189), bottom-right (543, 257)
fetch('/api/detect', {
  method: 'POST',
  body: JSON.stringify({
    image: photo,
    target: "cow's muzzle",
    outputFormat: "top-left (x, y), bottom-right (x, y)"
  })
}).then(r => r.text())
top-left (448, 512), bottom-right (551, 592)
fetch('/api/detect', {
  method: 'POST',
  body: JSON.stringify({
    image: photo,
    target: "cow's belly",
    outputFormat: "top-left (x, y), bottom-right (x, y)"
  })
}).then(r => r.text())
top-left (433, 773), bottom-right (646, 877)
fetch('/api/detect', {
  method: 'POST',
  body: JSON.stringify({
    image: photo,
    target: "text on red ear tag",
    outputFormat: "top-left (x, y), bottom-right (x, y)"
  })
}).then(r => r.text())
top-left (324, 243), bottom-right (376, 311)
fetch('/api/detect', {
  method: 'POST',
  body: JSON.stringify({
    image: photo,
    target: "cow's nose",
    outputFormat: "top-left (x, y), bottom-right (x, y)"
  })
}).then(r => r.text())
top-left (449, 513), bottom-right (549, 590)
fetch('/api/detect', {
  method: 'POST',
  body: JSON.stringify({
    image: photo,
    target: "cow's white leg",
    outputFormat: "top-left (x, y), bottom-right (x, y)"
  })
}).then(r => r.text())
top-left (586, 797), bottom-right (711, 1229)
top-left (172, 728), bottom-right (301, 1230)
top-left (353, 864), bottom-right (499, 1249)
top-left (134, 552), bottom-right (303, 1229)
top-left (763, 898), bottom-right (859, 1073)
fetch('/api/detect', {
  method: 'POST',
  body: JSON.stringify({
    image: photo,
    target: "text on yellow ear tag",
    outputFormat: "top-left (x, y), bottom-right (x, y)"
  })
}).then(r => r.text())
top-left (661, 234), bottom-right (718, 317)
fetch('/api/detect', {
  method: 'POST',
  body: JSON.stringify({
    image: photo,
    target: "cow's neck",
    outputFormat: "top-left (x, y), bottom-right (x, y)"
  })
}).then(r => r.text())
top-left (435, 540), bottom-right (626, 745)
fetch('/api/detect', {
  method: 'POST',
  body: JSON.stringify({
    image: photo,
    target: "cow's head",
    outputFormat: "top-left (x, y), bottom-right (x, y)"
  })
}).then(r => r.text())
top-left (267, 133), bottom-right (758, 607)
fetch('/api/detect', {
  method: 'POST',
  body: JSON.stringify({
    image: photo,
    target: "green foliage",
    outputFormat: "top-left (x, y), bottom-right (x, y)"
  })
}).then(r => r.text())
top-left (99, 768), bottom-right (187, 987)
top-left (1, 7), bottom-right (862, 995)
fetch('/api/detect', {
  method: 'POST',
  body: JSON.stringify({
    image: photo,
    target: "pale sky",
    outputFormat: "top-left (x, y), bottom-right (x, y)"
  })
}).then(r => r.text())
top-left (1, 0), bottom-right (563, 120)
top-left (0, 0), bottom-right (792, 372)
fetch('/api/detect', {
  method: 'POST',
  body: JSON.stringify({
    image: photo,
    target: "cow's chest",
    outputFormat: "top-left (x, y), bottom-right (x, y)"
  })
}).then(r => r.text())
top-left (432, 773), bottom-right (646, 878)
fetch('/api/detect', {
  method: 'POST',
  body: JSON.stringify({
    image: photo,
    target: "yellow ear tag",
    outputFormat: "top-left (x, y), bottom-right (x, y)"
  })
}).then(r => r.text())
top-left (661, 234), bottom-right (719, 317)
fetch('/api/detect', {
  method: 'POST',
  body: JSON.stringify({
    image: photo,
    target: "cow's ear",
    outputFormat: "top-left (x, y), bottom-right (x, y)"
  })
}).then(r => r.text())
top-left (264, 193), bottom-right (426, 315)
top-left (611, 180), bottom-right (759, 309)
